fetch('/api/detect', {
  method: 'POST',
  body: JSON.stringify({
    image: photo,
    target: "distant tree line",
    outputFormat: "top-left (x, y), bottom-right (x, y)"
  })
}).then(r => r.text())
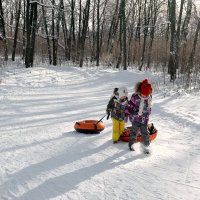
top-left (0, 0), bottom-right (200, 89)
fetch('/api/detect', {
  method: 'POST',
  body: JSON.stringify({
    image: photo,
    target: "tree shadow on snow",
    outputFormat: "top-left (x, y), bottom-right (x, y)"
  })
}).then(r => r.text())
top-left (18, 150), bottom-right (145, 200)
top-left (0, 134), bottom-right (145, 200)
top-left (0, 130), bottom-right (78, 154)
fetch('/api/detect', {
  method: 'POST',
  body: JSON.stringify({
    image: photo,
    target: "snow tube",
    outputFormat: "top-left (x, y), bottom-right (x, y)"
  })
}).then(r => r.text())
top-left (74, 120), bottom-right (105, 134)
top-left (120, 123), bottom-right (157, 142)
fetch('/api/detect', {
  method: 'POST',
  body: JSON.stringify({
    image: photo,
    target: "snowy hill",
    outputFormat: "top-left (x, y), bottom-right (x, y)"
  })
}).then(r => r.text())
top-left (0, 65), bottom-right (200, 200)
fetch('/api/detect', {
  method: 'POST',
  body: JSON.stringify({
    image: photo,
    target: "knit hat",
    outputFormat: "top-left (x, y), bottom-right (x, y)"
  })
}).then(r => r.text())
top-left (118, 86), bottom-right (128, 98)
top-left (140, 79), bottom-right (152, 96)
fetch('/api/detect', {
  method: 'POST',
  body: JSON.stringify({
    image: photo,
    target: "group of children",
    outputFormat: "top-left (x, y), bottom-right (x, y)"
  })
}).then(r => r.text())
top-left (106, 79), bottom-right (153, 154)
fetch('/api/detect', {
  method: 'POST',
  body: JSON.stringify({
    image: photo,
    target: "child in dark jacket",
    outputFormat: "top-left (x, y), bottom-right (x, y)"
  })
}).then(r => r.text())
top-left (106, 87), bottom-right (128, 143)
top-left (125, 79), bottom-right (152, 153)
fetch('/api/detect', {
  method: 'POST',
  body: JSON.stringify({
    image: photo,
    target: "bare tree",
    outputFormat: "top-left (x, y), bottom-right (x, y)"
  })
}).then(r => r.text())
top-left (127, 0), bottom-right (136, 66)
top-left (116, 0), bottom-right (126, 69)
top-left (51, 0), bottom-right (63, 65)
top-left (25, 0), bottom-right (31, 68)
top-left (167, 0), bottom-right (177, 82)
top-left (133, 0), bottom-right (142, 65)
top-left (0, 0), bottom-right (200, 86)
top-left (24, 0), bottom-right (38, 68)
top-left (107, 0), bottom-right (119, 54)
top-left (69, 0), bottom-right (76, 61)
top-left (76, 0), bottom-right (82, 61)
top-left (121, 0), bottom-right (127, 70)
top-left (139, 0), bottom-right (151, 71)
top-left (186, 17), bottom-right (200, 88)
top-left (180, 0), bottom-right (192, 73)
top-left (30, 2), bottom-right (38, 67)
top-left (60, 0), bottom-right (69, 61)
top-left (147, 0), bottom-right (160, 69)
top-left (96, 0), bottom-right (100, 66)
top-left (0, 0), bottom-right (8, 61)
top-left (175, 0), bottom-right (185, 71)
top-left (79, 0), bottom-right (90, 67)
top-left (41, 0), bottom-right (52, 64)
top-left (12, 0), bottom-right (21, 61)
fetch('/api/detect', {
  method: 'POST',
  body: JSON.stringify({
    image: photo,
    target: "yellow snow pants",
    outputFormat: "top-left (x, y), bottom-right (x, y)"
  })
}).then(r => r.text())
top-left (112, 118), bottom-right (125, 141)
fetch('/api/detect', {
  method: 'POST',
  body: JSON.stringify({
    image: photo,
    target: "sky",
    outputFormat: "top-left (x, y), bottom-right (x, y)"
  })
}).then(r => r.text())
top-left (0, 63), bottom-right (200, 200)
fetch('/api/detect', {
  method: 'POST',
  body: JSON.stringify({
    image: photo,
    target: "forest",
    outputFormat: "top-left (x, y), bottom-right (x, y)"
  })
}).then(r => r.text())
top-left (0, 0), bottom-right (200, 90)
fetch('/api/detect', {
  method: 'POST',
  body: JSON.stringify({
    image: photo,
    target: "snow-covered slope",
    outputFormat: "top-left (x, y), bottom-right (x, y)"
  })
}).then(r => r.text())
top-left (0, 65), bottom-right (200, 200)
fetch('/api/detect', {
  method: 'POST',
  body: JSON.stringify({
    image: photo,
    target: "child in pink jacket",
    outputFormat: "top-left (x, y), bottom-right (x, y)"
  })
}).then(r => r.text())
top-left (125, 79), bottom-right (152, 154)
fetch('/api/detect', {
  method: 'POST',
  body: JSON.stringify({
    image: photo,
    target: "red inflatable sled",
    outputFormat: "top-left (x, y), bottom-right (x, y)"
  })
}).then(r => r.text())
top-left (74, 120), bottom-right (105, 134)
top-left (120, 123), bottom-right (158, 142)
top-left (74, 115), bottom-right (106, 134)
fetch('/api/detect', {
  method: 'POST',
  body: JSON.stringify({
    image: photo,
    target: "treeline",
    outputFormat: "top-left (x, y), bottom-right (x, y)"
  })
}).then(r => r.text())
top-left (0, 0), bottom-right (200, 88)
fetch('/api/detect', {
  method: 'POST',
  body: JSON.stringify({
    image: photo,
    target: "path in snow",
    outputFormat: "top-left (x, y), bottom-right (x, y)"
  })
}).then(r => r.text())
top-left (0, 65), bottom-right (200, 200)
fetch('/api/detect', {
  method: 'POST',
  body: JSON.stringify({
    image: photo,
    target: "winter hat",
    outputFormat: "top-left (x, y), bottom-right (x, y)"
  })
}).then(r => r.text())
top-left (118, 87), bottom-right (128, 98)
top-left (140, 79), bottom-right (152, 96)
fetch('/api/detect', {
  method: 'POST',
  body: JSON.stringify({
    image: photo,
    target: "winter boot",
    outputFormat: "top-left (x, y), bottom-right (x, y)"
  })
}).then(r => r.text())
top-left (129, 144), bottom-right (135, 151)
top-left (141, 144), bottom-right (151, 154)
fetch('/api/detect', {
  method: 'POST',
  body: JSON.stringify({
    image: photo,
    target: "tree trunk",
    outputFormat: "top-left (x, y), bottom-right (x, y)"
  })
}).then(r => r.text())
top-left (96, 0), bottom-right (100, 66)
top-left (22, 0), bottom-right (26, 60)
top-left (180, 0), bottom-right (192, 73)
top-left (121, 0), bottom-right (127, 70)
top-left (76, 0), bottom-right (82, 61)
top-left (175, 0), bottom-right (185, 71)
top-left (127, 1), bottom-right (136, 66)
top-left (147, 0), bottom-right (158, 69)
top-left (107, 0), bottom-right (119, 53)
top-left (186, 17), bottom-right (200, 87)
top-left (116, 0), bottom-right (124, 69)
top-left (133, 0), bottom-right (142, 64)
top-left (139, 0), bottom-right (150, 71)
top-left (25, 0), bottom-right (31, 68)
top-left (30, 2), bottom-right (37, 67)
top-left (79, 0), bottom-right (90, 67)
top-left (12, 0), bottom-right (21, 61)
top-left (168, 0), bottom-right (177, 82)
top-left (52, 0), bottom-right (57, 66)
top-left (61, 0), bottom-right (69, 61)
top-left (69, 0), bottom-right (76, 61)
top-left (41, 0), bottom-right (52, 64)
top-left (0, 0), bottom-right (8, 61)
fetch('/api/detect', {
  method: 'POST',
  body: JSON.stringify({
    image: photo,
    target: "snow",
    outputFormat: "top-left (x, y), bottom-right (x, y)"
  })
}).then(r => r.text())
top-left (0, 64), bottom-right (200, 200)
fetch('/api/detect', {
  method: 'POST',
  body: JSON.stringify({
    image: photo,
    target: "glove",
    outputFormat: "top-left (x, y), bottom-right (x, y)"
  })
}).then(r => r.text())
top-left (106, 108), bottom-right (111, 119)
top-left (106, 109), bottom-right (110, 115)
top-left (107, 113), bottom-right (110, 120)
top-left (124, 116), bottom-right (128, 123)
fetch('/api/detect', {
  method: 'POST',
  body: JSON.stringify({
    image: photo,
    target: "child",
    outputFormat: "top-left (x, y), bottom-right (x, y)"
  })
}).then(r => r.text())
top-left (106, 87), bottom-right (128, 143)
top-left (125, 79), bottom-right (152, 153)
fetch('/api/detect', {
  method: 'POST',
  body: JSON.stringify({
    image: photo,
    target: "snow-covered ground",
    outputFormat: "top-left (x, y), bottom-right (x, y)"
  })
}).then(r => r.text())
top-left (0, 64), bottom-right (200, 200)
